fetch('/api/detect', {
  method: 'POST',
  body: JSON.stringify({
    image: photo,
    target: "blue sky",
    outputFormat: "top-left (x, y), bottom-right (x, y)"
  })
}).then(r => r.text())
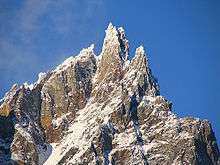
top-left (0, 1), bottom-right (219, 145)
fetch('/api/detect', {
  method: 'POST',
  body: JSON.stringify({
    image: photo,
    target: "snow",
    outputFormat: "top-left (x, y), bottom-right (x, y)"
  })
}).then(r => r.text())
top-left (176, 131), bottom-right (193, 140)
top-left (79, 44), bottom-right (94, 57)
top-left (0, 98), bottom-right (4, 106)
top-left (43, 102), bottom-right (100, 164)
top-left (105, 23), bottom-right (118, 40)
top-left (113, 131), bottom-right (136, 148)
top-left (142, 142), bottom-right (159, 152)
top-left (139, 96), bottom-right (156, 107)
top-left (15, 124), bottom-right (34, 143)
top-left (149, 153), bottom-right (164, 160)
top-left (23, 82), bottom-right (34, 90)
top-left (44, 88), bottom-right (122, 164)
top-left (118, 27), bottom-right (124, 33)
top-left (94, 54), bottom-right (101, 61)
top-left (53, 56), bottom-right (75, 73)
top-left (51, 112), bottom-right (70, 128)
top-left (0, 84), bottom-right (18, 105)
top-left (100, 23), bottom-right (121, 57)
top-left (51, 44), bottom-right (95, 78)
top-left (156, 140), bottom-right (169, 145)
top-left (37, 72), bottom-right (47, 84)
top-left (38, 144), bottom-right (53, 164)
top-left (136, 45), bottom-right (145, 55)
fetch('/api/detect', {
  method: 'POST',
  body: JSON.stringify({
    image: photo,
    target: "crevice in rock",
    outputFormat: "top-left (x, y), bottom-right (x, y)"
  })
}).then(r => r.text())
top-left (99, 122), bottom-right (116, 165)
top-left (129, 93), bottom-right (149, 165)
top-left (91, 142), bottom-right (100, 165)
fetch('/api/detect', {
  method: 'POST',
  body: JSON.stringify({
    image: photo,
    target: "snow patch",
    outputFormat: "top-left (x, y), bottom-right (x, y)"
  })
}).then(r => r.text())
top-left (38, 144), bottom-right (53, 164)
top-left (37, 72), bottom-right (47, 84)
top-left (23, 82), bottom-right (34, 90)
top-left (143, 142), bottom-right (159, 152)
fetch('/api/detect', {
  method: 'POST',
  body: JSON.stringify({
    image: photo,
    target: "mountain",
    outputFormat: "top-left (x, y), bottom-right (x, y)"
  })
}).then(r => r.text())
top-left (0, 23), bottom-right (219, 165)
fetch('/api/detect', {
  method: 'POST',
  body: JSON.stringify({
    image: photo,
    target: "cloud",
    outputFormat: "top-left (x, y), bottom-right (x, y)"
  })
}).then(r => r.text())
top-left (0, 0), bottom-right (105, 87)
top-left (19, 1), bottom-right (50, 31)
top-left (15, 0), bottom-right (105, 40)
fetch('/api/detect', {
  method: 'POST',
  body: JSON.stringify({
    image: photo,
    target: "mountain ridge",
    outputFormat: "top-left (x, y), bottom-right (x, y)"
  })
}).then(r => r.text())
top-left (0, 23), bottom-right (219, 165)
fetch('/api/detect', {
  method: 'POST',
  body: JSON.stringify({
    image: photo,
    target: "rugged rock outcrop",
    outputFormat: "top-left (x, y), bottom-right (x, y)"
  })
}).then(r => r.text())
top-left (41, 45), bottom-right (96, 143)
top-left (0, 23), bottom-right (219, 165)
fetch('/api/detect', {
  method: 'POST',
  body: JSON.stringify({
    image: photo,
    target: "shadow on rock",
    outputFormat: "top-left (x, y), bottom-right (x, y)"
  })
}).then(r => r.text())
top-left (0, 111), bottom-right (16, 164)
top-left (129, 94), bottom-right (149, 165)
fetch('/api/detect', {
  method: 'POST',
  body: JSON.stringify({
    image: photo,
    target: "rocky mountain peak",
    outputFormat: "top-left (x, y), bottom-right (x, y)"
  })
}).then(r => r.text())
top-left (92, 24), bottom-right (130, 101)
top-left (0, 23), bottom-right (219, 165)
top-left (78, 44), bottom-right (95, 59)
top-left (101, 23), bottom-right (129, 65)
top-left (135, 45), bottom-right (146, 59)
top-left (131, 45), bottom-right (148, 70)
top-left (52, 44), bottom-right (95, 75)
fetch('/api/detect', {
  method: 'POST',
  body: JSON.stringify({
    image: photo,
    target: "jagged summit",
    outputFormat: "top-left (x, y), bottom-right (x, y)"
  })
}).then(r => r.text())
top-left (53, 44), bottom-right (95, 73)
top-left (0, 23), bottom-right (219, 165)
top-left (132, 45), bottom-right (148, 69)
top-left (101, 23), bottom-right (129, 65)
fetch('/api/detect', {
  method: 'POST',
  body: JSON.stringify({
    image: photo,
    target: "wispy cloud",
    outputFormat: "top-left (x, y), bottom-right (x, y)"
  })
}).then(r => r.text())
top-left (10, 0), bottom-right (104, 43)
top-left (0, 0), bottom-right (105, 90)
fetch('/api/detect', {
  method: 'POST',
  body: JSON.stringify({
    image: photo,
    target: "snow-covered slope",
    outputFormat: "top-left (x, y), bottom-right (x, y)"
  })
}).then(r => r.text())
top-left (0, 23), bottom-right (219, 165)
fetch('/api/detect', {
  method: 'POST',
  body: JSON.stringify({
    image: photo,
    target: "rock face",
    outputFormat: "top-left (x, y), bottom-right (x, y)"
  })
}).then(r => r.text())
top-left (0, 23), bottom-right (219, 165)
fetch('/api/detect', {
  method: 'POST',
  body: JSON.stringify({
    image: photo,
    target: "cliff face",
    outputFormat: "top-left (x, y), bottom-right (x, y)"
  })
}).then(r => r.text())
top-left (0, 23), bottom-right (219, 165)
